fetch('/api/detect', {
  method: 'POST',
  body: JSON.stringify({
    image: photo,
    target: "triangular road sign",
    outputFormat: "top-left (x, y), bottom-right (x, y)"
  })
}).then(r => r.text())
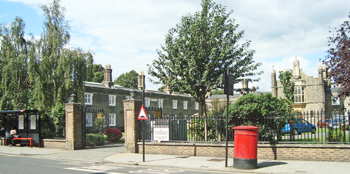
top-left (137, 105), bottom-right (148, 120)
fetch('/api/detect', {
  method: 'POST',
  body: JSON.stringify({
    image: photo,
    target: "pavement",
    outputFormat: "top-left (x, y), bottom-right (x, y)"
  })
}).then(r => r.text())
top-left (0, 144), bottom-right (349, 174)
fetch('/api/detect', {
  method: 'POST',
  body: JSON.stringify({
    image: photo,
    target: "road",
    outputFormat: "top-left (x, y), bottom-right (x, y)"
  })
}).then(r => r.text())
top-left (0, 154), bottom-right (241, 174)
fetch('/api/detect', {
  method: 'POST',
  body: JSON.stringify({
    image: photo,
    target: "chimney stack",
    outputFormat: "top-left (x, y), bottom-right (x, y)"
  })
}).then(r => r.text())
top-left (241, 79), bottom-right (248, 95)
top-left (102, 64), bottom-right (113, 87)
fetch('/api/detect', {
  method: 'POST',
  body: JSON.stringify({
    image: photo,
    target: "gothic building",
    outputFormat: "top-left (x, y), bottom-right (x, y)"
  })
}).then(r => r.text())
top-left (271, 57), bottom-right (349, 115)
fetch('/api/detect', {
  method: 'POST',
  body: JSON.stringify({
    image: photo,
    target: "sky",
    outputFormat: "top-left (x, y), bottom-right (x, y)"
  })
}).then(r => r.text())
top-left (1, 0), bottom-right (350, 92)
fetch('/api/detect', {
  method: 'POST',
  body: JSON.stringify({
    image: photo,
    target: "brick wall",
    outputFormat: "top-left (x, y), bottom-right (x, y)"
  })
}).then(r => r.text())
top-left (43, 139), bottom-right (66, 149)
top-left (137, 142), bottom-right (350, 162)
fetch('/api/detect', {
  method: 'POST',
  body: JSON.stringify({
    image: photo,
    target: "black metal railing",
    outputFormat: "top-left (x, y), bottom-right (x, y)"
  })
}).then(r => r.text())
top-left (138, 111), bottom-right (350, 144)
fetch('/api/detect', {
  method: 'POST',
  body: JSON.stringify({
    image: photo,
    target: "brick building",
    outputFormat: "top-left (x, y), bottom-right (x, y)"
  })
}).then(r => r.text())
top-left (82, 65), bottom-right (200, 131)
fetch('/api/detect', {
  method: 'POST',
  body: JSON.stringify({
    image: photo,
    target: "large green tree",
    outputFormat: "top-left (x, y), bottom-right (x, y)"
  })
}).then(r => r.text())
top-left (114, 70), bottom-right (139, 88)
top-left (323, 13), bottom-right (350, 97)
top-left (86, 64), bottom-right (104, 83)
top-left (29, 0), bottom-right (93, 135)
top-left (148, 0), bottom-right (261, 140)
top-left (0, 17), bottom-right (35, 110)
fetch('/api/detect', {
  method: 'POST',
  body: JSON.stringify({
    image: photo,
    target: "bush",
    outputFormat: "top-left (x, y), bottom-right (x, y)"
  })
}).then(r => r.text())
top-left (327, 128), bottom-right (344, 142)
top-left (104, 127), bottom-right (122, 142)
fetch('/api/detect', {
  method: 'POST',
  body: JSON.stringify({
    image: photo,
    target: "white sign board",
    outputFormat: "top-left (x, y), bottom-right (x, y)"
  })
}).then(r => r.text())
top-left (18, 114), bottom-right (24, 129)
top-left (30, 115), bottom-right (36, 129)
top-left (153, 128), bottom-right (169, 141)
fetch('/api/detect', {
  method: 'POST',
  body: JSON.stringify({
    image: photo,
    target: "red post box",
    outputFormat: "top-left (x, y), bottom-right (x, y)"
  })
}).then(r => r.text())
top-left (233, 126), bottom-right (260, 169)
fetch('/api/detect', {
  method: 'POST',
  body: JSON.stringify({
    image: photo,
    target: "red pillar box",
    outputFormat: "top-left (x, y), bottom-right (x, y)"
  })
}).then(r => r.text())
top-left (233, 126), bottom-right (260, 169)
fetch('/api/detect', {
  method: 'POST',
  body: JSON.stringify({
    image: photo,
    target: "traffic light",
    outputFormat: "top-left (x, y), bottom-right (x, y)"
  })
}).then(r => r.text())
top-left (224, 72), bottom-right (233, 95)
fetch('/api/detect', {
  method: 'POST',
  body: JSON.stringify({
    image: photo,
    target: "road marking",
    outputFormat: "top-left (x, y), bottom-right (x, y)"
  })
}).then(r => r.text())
top-left (129, 169), bottom-right (185, 173)
top-left (65, 165), bottom-right (124, 173)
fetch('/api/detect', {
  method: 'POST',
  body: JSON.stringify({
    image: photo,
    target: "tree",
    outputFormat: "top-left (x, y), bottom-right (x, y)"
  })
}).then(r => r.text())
top-left (30, 0), bottom-right (93, 135)
top-left (148, 0), bottom-right (261, 141)
top-left (211, 90), bottom-right (224, 95)
top-left (86, 64), bottom-right (104, 83)
top-left (323, 13), bottom-right (350, 97)
top-left (114, 70), bottom-right (139, 88)
top-left (278, 70), bottom-right (296, 138)
top-left (228, 93), bottom-right (288, 121)
top-left (278, 70), bottom-right (294, 108)
top-left (0, 17), bottom-right (35, 110)
top-left (158, 86), bottom-right (165, 92)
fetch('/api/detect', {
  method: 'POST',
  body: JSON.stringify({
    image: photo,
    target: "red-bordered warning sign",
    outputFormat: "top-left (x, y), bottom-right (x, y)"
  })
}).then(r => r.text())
top-left (137, 105), bottom-right (148, 120)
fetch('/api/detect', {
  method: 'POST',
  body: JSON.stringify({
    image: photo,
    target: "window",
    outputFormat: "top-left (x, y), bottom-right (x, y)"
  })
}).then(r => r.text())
top-left (183, 101), bottom-right (188, 110)
top-left (109, 95), bottom-right (116, 106)
top-left (173, 100), bottom-right (177, 109)
top-left (126, 96), bottom-right (133, 100)
top-left (84, 93), bottom-right (93, 105)
top-left (332, 97), bottom-right (340, 105)
top-left (109, 113), bottom-right (116, 126)
top-left (294, 86), bottom-right (305, 103)
top-left (145, 98), bottom-right (151, 107)
top-left (158, 99), bottom-right (163, 109)
top-left (86, 113), bottom-right (92, 127)
top-left (195, 102), bottom-right (199, 110)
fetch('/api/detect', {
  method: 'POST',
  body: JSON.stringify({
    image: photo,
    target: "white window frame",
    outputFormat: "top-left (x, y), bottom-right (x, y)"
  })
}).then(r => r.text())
top-left (109, 113), bottom-right (116, 126)
top-left (173, 100), bottom-right (177, 109)
top-left (109, 95), bottom-right (116, 106)
top-left (84, 93), bottom-right (93, 105)
top-left (195, 102), bottom-right (199, 110)
top-left (294, 86), bottom-right (305, 103)
top-left (158, 99), bottom-right (164, 109)
top-left (145, 98), bottom-right (151, 107)
top-left (86, 113), bottom-right (93, 127)
top-left (183, 101), bottom-right (188, 110)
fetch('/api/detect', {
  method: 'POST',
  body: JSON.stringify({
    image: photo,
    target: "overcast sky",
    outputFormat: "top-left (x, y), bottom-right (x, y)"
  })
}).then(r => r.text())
top-left (1, 0), bottom-right (350, 92)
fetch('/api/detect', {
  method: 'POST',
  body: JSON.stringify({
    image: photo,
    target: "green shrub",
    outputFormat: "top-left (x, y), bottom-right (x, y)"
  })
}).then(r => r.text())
top-left (327, 128), bottom-right (344, 142)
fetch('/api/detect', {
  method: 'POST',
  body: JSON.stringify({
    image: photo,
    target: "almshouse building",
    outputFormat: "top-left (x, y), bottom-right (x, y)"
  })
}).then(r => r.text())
top-left (82, 65), bottom-right (200, 131)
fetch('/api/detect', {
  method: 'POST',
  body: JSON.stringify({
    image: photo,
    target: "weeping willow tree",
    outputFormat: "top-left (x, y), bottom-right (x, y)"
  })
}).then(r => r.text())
top-left (0, 0), bottom-right (94, 136)
top-left (29, 0), bottom-right (93, 136)
top-left (0, 17), bottom-right (35, 110)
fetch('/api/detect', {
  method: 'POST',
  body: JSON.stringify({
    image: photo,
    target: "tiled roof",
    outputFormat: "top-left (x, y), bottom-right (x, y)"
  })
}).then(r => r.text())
top-left (84, 81), bottom-right (192, 98)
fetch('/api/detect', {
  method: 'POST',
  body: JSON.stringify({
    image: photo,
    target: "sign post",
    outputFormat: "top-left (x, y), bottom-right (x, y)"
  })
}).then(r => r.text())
top-left (224, 69), bottom-right (233, 167)
top-left (138, 105), bottom-right (148, 162)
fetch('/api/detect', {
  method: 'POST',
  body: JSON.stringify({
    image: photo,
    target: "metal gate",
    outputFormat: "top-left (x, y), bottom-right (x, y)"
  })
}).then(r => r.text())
top-left (82, 107), bottom-right (105, 148)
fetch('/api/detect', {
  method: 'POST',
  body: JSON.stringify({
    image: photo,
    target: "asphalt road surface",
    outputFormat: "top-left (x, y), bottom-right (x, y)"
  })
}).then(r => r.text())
top-left (0, 154), bottom-right (241, 174)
